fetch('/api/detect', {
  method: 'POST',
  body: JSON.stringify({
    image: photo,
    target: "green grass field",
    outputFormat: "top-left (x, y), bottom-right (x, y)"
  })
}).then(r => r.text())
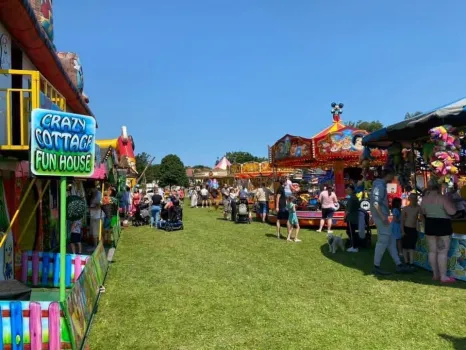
top-left (88, 205), bottom-right (466, 350)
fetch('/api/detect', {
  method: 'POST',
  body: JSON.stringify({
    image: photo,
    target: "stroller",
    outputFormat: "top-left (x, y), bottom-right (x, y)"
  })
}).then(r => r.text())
top-left (359, 209), bottom-right (372, 248)
top-left (348, 209), bottom-right (372, 248)
top-left (132, 201), bottom-right (151, 226)
top-left (158, 200), bottom-right (184, 231)
top-left (235, 198), bottom-right (251, 224)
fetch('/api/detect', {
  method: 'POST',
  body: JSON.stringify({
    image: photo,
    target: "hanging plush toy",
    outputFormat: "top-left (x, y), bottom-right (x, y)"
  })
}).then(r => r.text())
top-left (429, 125), bottom-right (460, 185)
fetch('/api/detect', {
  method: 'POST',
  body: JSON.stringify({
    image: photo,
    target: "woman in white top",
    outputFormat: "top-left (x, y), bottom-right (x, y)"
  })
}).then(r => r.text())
top-left (190, 188), bottom-right (198, 208)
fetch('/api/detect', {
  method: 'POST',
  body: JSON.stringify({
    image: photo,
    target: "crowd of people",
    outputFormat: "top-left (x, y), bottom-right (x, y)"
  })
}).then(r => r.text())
top-left (185, 170), bottom-right (463, 282)
top-left (370, 170), bottom-right (461, 282)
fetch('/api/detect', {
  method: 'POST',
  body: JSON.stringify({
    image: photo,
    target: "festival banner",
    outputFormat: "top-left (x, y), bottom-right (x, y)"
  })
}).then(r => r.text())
top-left (30, 109), bottom-right (96, 177)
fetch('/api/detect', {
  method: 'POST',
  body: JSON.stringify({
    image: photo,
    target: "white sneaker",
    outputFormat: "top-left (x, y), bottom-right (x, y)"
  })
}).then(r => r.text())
top-left (328, 230), bottom-right (334, 234)
top-left (294, 239), bottom-right (302, 243)
top-left (347, 247), bottom-right (359, 253)
top-left (316, 230), bottom-right (322, 233)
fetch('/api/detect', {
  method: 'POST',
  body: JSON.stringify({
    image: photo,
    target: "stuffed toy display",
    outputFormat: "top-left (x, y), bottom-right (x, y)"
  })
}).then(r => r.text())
top-left (429, 125), bottom-right (460, 185)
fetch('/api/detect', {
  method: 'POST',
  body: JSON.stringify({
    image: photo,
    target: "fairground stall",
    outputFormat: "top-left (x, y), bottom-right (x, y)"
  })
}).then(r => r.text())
top-left (96, 127), bottom-right (139, 246)
top-left (0, 2), bottom-right (110, 348)
top-left (193, 157), bottom-right (235, 187)
top-left (230, 161), bottom-right (293, 204)
top-left (269, 103), bottom-right (386, 227)
top-left (363, 97), bottom-right (466, 282)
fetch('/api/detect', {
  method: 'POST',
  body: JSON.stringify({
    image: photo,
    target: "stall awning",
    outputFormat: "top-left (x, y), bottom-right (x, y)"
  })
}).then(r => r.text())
top-left (363, 97), bottom-right (466, 148)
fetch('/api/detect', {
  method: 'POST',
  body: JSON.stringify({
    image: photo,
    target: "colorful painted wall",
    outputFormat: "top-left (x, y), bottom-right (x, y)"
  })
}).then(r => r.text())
top-left (0, 177), bottom-right (14, 281)
top-left (415, 232), bottom-right (466, 281)
top-left (0, 22), bottom-right (12, 146)
top-left (66, 242), bottom-right (108, 349)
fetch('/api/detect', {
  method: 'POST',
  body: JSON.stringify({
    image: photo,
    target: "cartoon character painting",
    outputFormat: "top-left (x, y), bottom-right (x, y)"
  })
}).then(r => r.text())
top-left (0, 179), bottom-right (14, 280)
top-left (40, 0), bottom-right (54, 42)
top-left (352, 134), bottom-right (364, 151)
top-left (0, 33), bottom-right (10, 70)
top-left (284, 137), bottom-right (291, 155)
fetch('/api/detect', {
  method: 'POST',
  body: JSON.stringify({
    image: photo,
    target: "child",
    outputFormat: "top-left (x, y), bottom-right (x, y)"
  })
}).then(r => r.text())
top-left (401, 193), bottom-right (421, 266)
top-left (390, 197), bottom-right (403, 258)
top-left (286, 196), bottom-right (301, 242)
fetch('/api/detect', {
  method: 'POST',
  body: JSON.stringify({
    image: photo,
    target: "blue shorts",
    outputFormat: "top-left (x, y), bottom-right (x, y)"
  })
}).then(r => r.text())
top-left (258, 202), bottom-right (268, 214)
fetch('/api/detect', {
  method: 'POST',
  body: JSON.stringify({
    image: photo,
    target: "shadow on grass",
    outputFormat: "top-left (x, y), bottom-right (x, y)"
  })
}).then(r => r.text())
top-left (319, 239), bottom-right (466, 290)
top-left (265, 233), bottom-right (284, 240)
top-left (439, 334), bottom-right (466, 349)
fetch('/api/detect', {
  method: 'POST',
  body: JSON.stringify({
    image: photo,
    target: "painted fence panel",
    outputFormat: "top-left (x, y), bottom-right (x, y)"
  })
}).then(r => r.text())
top-left (0, 301), bottom-right (72, 349)
top-left (66, 241), bottom-right (108, 349)
top-left (21, 252), bottom-right (89, 288)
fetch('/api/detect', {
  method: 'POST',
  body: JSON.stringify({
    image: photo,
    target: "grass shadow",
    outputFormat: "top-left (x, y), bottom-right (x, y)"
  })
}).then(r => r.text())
top-left (265, 233), bottom-right (283, 239)
top-left (319, 238), bottom-right (466, 290)
top-left (439, 334), bottom-right (466, 349)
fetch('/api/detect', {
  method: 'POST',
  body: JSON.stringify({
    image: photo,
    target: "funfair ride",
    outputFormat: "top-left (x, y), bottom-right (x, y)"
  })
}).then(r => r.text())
top-left (268, 103), bottom-right (386, 227)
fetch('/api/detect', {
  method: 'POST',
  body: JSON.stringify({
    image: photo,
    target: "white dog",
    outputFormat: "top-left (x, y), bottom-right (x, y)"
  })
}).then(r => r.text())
top-left (327, 233), bottom-right (345, 254)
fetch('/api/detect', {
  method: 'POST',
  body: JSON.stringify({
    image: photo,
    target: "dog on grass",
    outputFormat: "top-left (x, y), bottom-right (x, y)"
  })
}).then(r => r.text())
top-left (327, 233), bottom-right (345, 254)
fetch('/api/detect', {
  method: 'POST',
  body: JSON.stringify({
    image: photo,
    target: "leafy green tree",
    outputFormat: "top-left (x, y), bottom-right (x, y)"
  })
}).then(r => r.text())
top-left (347, 120), bottom-right (384, 132)
top-left (188, 165), bottom-right (211, 170)
top-left (159, 154), bottom-right (189, 187)
top-left (146, 164), bottom-right (161, 183)
top-left (404, 111), bottom-right (423, 120)
top-left (225, 151), bottom-right (267, 164)
top-left (135, 152), bottom-right (152, 175)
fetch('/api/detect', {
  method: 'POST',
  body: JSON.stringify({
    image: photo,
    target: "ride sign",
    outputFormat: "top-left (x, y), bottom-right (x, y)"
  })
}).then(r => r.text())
top-left (30, 109), bottom-right (96, 177)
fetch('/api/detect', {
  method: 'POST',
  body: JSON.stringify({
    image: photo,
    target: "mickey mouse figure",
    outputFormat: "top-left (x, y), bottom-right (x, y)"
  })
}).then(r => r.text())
top-left (331, 102), bottom-right (344, 123)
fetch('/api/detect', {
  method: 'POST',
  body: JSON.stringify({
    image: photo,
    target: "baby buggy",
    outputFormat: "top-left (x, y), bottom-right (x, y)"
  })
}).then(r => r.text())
top-left (359, 209), bottom-right (372, 248)
top-left (132, 201), bottom-right (151, 226)
top-left (158, 200), bottom-right (184, 231)
top-left (235, 198), bottom-right (251, 224)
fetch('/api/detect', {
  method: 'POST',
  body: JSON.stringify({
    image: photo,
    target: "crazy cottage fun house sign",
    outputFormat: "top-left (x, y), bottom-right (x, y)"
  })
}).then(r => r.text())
top-left (30, 109), bottom-right (96, 177)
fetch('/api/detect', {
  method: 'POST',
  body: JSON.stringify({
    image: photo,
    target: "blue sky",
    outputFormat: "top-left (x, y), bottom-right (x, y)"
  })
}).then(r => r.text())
top-left (54, 0), bottom-right (465, 167)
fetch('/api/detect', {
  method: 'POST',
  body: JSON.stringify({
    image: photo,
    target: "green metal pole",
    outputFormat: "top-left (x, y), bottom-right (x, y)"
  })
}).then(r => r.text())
top-left (60, 177), bottom-right (67, 302)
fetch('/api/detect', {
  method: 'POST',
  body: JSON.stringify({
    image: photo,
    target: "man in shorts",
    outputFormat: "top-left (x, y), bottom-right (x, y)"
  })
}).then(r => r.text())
top-left (200, 186), bottom-right (209, 208)
top-left (275, 179), bottom-right (289, 239)
top-left (256, 183), bottom-right (268, 223)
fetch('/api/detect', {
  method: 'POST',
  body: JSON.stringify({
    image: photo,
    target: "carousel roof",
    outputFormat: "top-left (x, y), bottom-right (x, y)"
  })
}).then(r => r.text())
top-left (214, 156), bottom-right (232, 170)
top-left (311, 120), bottom-right (346, 138)
top-left (271, 116), bottom-right (386, 168)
